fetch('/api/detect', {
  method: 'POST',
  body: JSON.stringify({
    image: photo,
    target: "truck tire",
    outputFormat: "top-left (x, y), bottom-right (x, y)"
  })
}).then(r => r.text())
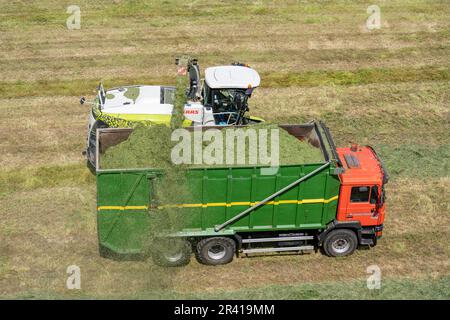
top-left (152, 239), bottom-right (192, 267)
top-left (323, 229), bottom-right (358, 257)
top-left (195, 237), bottom-right (236, 265)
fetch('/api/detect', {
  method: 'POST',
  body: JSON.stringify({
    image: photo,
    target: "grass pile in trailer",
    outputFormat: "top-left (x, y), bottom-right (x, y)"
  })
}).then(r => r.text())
top-left (101, 124), bottom-right (324, 170)
top-left (99, 122), bottom-right (326, 240)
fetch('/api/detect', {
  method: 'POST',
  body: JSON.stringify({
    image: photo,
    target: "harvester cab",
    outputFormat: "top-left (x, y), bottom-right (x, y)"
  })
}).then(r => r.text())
top-left (81, 58), bottom-right (263, 168)
top-left (181, 59), bottom-right (262, 126)
top-left (201, 62), bottom-right (260, 125)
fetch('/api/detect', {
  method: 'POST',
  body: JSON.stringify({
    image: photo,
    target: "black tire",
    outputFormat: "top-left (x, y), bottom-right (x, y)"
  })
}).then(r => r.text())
top-left (323, 229), bottom-right (358, 257)
top-left (195, 237), bottom-right (236, 265)
top-left (151, 238), bottom-right (192, 267)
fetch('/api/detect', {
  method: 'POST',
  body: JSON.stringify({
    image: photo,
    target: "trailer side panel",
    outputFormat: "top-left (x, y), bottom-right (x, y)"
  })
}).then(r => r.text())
top-left (96, 164), bottom-right (340, 254)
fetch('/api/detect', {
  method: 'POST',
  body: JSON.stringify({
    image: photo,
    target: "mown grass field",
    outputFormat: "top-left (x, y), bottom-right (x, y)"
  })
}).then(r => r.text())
top-left (0, 0), bottom-right (449, 299)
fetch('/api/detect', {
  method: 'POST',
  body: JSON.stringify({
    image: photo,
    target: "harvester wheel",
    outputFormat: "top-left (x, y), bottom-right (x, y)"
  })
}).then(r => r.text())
top-left (195, 237), bottom-right (236, 266)
top-left (323, 229), bottom-right (358, 257)
top-left (151, 238), bottom-right (192, 267)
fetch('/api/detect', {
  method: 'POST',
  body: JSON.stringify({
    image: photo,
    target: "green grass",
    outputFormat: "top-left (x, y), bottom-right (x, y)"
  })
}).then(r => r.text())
top-left (175, 276), bottom-right (450, 300)
top-left (2, 45), bottom-right (449, 72)
top-left (123, 86), bottom-right (140, 103)
top-left (8, 275), bottom-right (449, 300)
top-left (0, 77), bottom-right (173, 99)
top-left (1, 0), bottom-right (449, 299)
top-left (375, 144), bottom-right (450, 178)
top-left (2, 0), bottom-right (448, 27)
top-left (2, 66), bottom-right (449, 99)
top-left (0, 163), bottom-right (94, 196)
top-left (263, 66), bottom-right (450, 87)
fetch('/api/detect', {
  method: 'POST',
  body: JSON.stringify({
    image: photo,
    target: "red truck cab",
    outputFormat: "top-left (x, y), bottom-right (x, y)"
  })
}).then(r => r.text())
top-left (335, 144), bottom-right (388, 244)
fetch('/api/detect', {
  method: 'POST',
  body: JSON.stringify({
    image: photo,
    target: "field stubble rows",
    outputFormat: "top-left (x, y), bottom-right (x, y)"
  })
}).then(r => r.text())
top-left (0, 0), bottom-right (449, 298)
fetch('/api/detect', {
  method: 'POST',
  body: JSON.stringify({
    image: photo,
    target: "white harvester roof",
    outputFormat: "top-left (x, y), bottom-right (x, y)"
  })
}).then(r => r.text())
top-left (102, 85), bottom-right (173, 114)
top-left (204, 66), bottom-right (261, 89)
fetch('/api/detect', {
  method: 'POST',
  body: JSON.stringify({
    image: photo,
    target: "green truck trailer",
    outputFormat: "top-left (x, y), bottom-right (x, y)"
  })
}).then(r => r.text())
top-left (95, 121), bottom-right (388, 266)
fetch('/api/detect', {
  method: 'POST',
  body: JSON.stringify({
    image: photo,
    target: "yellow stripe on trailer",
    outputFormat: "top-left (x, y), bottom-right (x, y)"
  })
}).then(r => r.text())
top-left (301, 199), bottom-right (324, 204)
top-left (324, 195), bottom-right (339, 203)
top-left (97, 196), bottom-right (339, 212)
top-left (97, 205), bottom-right (148, 211)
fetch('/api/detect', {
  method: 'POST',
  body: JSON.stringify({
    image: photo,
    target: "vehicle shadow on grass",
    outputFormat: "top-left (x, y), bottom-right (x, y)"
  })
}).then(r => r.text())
top-left (99, 245), bottom-right (148, 261)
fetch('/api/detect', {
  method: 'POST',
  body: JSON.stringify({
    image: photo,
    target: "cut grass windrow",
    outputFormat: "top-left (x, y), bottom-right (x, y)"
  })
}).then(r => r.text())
top-left (375, 144), bottom-right (450, 178)
top-left (5, 275), bottom-right (450, 300)
top-left (1, 0), bottom-right (449, 30)
top-left (1, 142), bottom-right (447, 198)
top-left (1, 66), bottom-right (449, 99)
top-left (0, 76), bottom-right (174, 99)
top-left (173, 275), bottom-right (450, 300)
top-left (0, 163), bottom-right (94, 196)
top-left (263, 66), bottom-right (450, 88)
top-left (2, 46), bottom-right (448, 67)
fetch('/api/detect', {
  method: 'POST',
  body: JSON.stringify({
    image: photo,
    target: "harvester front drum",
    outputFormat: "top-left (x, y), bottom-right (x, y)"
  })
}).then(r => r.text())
top-left (195, 237), bottom-right (236, 266)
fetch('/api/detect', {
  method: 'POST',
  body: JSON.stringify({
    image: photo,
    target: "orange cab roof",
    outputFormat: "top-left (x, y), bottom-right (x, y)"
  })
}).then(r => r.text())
top-left (337, 146), bottom-right (384, 185)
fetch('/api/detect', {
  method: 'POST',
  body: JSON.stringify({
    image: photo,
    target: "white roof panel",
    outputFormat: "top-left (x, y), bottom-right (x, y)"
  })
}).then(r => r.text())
top-left (205, 66), bottom-right (261, 89)
top-left (102, 85), bottom-right (173, 114)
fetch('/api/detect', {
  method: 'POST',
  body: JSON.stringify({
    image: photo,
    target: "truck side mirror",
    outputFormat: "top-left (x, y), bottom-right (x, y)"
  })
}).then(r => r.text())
top-left (370, 186), bottom-right (379, 205)
top-left (379, 186), bottom-right (385, 206)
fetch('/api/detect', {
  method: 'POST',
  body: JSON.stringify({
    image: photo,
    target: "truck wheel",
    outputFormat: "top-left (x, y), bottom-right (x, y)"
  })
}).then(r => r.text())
top-left (323, 229), bottom-right (357, 257)
top-left (152, 239), bottom-right (191, 267)
top-left (195, 237), bottom-right (236, 265)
